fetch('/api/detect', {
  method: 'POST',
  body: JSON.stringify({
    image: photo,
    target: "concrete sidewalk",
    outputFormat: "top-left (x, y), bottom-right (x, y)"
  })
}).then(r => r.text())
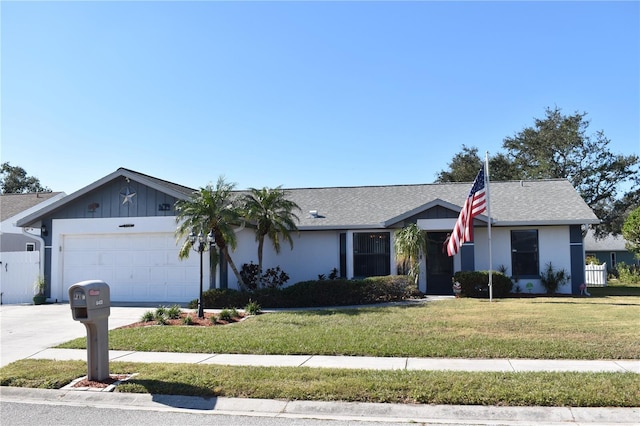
top-left (26, 348), bottom-right (640, 373)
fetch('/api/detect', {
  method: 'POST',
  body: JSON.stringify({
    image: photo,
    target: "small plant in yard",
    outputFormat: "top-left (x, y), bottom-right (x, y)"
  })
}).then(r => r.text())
top-left (182, 315), bottom-right (194, 325)
top-left (209, 315), bottom-right (217, 325)
top-left (33, 275), bottom-right (46, 296)
top-left (140, 311), bottom-right (155, 322)
top-left (154, 306), bottom-right (167, 320)
top-left (155, 315), bottom-right (169, 326)
top-left (245, 299), bottom-right (262, 315)
top-left (32, 275), bottom-right (47, 305)
top-left (540, 262), bottom-right (570, 294)
top-left (166, 304), bottom-right (182, 319)
top-left (218, 308), bottom-right (239, 322)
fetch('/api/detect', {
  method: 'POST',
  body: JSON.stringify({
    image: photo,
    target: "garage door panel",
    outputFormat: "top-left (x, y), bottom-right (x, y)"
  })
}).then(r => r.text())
top-left (63, 233), bottom-right (204, 303)
top-left (65, 237), bottom-right (98, 251)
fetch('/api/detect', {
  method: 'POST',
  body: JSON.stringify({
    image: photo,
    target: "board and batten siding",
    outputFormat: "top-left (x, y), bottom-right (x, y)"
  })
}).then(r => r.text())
top-left (47, 178), bottom-right (180, 220)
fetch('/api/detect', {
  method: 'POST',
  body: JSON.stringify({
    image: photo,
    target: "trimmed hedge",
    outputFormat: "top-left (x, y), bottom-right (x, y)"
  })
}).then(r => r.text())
top-left (192, 275), bottom-right (423, 309)
top-left (453, 271), bottom-right (513, 298)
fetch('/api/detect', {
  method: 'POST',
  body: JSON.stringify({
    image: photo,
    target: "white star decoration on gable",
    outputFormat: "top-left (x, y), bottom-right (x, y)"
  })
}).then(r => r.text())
top-left (120, 187), bottom-right (137, 205)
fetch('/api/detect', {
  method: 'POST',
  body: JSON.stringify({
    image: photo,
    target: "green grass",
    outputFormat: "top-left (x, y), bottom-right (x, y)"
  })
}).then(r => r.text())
top-left (3, 296), bottom-right (639, 407)
top-left (58, 296), bottom-right (640, 359)
top-left (1, 359), bottom-right (638, 407)
top-left (588, 277), bottom-right (640, 296)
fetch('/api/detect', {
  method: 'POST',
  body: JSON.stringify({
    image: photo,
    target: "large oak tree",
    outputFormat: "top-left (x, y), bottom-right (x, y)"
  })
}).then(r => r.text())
top-left (436, 107), bottom-right (639, 236)
top-left (1, 162), bottom-right (51, 194)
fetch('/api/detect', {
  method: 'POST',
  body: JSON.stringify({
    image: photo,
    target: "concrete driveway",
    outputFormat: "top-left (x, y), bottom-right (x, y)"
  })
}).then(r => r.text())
top-left (0, 303), bottom-right (150, 367)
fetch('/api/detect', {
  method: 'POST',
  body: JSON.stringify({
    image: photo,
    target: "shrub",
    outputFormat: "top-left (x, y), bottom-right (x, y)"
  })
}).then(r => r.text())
top-left (166, 304), bottom-right (182, 319)
top-left (328, 268), bottom-right (339, 280)
top-left (140, 311), bottom-right (155, 322)
top-left (245, 299), bottom-right (262, 315)
top-left (218, 308), bottom-right (236, 322)
top-left (240, 262), bottom-right (261, 291)
top-left (540, 262), bottom-right (570, 294)
top-left (154, 306), bottom-right (167, 320)
top-left (260, 266), bottom-right (290, 289)
top-left (453, 271), bottom-right (513, 298)
top-left (198, 275), bottom-right (422, 309)
top-left (182, 315), bottom-right (194, 325)
top-left (585, 255), bottom-right (599, 265)
top-left (617, 262), bottom-right (640, 284)
top-left (240, 263), bottom-right (290, 290)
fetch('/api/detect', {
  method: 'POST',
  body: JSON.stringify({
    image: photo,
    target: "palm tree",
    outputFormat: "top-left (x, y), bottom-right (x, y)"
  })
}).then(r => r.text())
top-left (175, 177), bottom-right (246, 289)
top-left (241, 186), bottom-right (301, 279)
top-left (394, 223), bottom-right (426, 287)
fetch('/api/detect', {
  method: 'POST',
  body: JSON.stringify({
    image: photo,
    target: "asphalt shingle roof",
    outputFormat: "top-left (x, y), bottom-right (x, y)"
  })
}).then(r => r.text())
top-left (0, 192), bottom-right (64, 222)
top-left (583, 230), bottom-right (628, 251)
top-left (285, 179), bottom-right (599, 229)
top-left (15, 168), bottom-right (600, 229)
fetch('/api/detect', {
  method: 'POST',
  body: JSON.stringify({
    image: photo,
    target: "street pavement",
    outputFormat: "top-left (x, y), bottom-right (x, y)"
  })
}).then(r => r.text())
top-left (1, 302), bottom-right (638, 425)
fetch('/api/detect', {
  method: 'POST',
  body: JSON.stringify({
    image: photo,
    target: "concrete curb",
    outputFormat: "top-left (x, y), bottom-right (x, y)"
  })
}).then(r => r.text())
top-left (1, 386), bottom-right (638, 425)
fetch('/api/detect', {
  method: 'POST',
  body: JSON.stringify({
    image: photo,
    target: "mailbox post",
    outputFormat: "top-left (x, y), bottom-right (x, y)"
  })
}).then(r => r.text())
top-left (69, 280), bottom-right (111, 381)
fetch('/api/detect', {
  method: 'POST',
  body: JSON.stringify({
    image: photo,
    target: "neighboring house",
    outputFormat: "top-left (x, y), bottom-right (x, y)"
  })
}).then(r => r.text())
top-left (584, 230), bottom-right (639, 271)
top-left (0, 192), bottom-right (66, 303)
top-left (16, 168), bottom-right (599, 304)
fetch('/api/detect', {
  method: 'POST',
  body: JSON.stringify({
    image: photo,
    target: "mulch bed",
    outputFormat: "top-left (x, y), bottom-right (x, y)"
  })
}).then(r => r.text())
top-left (116, 311), bottom-right (246, 329)
top-left (72, 374), bottom-right (132, 389)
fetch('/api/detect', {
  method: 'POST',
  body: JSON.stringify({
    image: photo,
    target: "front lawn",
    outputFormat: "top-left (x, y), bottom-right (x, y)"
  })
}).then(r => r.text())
top-left (58, 296), bottom-right (640, 359)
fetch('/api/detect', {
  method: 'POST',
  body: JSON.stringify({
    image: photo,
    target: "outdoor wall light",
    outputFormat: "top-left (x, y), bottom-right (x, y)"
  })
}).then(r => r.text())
top-left (41, 224), bottom-right (48, 236)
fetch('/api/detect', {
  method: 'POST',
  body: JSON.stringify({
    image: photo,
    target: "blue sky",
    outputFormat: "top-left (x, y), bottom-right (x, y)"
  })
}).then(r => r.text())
top-left (1, 1), bottom-right (638, 195)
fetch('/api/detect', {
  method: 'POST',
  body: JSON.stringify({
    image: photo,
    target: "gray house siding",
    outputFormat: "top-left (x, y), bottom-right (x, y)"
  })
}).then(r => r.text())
top-left (0, 233), bottom-right (41, 252)
top-left (588, 251), bottom-right (638, 270)
top-left (49, 179), bottom-right (178, 219)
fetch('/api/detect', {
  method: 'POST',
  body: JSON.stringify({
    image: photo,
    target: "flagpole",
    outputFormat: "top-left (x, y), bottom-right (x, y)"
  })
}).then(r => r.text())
top-left (485, 151), bottom-right (493, 302)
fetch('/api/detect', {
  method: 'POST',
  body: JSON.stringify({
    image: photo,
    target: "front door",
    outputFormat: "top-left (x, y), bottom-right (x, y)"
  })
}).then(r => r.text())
top-left (425, 232), bottom-right (454, 295)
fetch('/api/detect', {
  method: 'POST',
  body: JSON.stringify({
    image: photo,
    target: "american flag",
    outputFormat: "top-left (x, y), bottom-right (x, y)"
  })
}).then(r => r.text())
top-left (447, 167), bottom-right (487, 257)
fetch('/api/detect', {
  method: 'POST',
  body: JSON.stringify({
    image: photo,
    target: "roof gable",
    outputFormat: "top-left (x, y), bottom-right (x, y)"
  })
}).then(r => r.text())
top-left (17, 168), bottom-right (194, 227)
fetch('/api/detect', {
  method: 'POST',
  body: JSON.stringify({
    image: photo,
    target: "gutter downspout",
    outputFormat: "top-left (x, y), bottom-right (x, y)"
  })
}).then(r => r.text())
top-left (21, 226), bottom-right (46, 279)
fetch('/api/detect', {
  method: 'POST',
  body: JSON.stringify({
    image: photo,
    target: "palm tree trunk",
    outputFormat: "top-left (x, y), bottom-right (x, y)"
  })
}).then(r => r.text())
top-left (222, 247), bottom-right (245, 289)
top-left (257, 237), bottom-right (265, 284)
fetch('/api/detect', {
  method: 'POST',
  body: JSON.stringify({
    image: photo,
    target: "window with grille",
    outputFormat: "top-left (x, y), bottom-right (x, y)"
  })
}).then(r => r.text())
top-left (353, 232), bottom-right (390, 277)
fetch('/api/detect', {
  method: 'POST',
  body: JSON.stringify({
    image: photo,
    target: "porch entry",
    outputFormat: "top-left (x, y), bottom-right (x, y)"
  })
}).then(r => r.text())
top-left (425, 232), bottom-right (454, 295)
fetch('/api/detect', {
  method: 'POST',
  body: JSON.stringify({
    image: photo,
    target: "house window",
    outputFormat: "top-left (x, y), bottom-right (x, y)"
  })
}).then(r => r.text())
top-left (26, 243), bottom-right (36, 252)
top-left (610, 252), bottom-right (616, 268)
top-left (511, 230), bottom-right (539, 278)
top-left (353, 232), bottom-right (390, 277)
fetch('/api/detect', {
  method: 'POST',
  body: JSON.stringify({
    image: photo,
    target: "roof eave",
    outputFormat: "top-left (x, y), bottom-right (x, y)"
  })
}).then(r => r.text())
top-left (492, 219), bottom-right (601, 227)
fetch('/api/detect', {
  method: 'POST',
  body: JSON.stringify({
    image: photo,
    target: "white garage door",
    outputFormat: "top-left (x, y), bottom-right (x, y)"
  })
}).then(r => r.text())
top-left (62, 233), bottom-right (205, 303)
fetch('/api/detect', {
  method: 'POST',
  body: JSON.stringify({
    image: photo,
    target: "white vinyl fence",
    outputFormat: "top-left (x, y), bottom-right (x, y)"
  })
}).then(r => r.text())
top-left (0, 251), bottom-right (40, 304)
top-left (585, 263), bottom-right (607, 287)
